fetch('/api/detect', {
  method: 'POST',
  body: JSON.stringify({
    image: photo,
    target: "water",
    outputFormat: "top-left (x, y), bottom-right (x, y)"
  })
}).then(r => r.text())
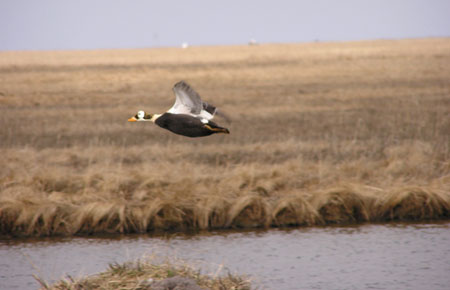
top-left (1, 222), bottom-right (450, 290)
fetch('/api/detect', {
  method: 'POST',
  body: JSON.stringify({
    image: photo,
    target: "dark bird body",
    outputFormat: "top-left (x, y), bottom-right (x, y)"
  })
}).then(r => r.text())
top-left (154, 113), bottom-right (229, 137)
top-left (128, 81), bottom-right (230, 138)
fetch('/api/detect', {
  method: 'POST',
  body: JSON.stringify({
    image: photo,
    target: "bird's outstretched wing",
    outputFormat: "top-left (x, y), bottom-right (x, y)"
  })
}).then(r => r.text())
top-left (168, 81), bottom-right (216, 120)
top-left (169, 81), bottom-right (203, 115)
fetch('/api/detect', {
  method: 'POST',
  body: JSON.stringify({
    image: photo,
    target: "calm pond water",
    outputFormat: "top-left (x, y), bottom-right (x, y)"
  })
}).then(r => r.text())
top-left (1, 222), bottom-right (450, 290)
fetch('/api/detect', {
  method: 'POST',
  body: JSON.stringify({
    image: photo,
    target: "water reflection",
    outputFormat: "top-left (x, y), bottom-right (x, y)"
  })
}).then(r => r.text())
top-left (1, 222), bottom-right (450, 290)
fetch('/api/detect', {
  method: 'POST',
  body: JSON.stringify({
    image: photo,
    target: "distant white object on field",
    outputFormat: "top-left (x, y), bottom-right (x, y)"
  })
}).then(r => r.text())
top-left (181, 42), bottom-right (189, 49)
top-left (248, 38), bottom-right (258, 45)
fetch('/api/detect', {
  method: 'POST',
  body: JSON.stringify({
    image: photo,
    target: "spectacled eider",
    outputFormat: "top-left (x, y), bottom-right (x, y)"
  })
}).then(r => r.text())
top-left (128, 81), bottom-right (230, 137)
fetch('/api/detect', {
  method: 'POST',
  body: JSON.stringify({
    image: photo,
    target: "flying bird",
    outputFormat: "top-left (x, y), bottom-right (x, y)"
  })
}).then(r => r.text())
top-left (128, 81), bottom-right (230, 137)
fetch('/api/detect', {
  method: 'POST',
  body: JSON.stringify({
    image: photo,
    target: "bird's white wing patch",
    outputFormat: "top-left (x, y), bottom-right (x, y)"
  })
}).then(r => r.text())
top-left (167, 81), bottom-right (221, 122)
top-left (198, 110), bottom-right (214, 121)
top-left (169, 81), bottom-right (203, 115)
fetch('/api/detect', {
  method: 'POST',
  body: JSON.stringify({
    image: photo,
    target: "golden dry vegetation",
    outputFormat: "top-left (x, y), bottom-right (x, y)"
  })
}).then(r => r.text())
top-left (37, 258), bottom-right (250, 290)
top-left (1, 38), bottom-right (449, 237)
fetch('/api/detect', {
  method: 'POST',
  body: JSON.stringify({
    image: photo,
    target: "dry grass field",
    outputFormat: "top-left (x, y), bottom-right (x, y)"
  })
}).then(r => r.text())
top-left (1, 38), bottom-right (449, 237)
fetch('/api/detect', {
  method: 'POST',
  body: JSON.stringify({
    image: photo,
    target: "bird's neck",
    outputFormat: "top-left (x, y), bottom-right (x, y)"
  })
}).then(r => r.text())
top-left (150, 114), bottom-right (162, 122)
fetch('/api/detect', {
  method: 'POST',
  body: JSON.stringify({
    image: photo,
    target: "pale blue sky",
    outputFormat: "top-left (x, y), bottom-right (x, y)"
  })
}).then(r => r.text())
top-left (1, 0), bottom-right (449, 51)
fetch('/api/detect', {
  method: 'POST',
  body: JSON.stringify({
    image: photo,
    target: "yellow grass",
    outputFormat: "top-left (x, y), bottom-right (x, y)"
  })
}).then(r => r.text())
top-left (1, 38), bottom-right (450, 237)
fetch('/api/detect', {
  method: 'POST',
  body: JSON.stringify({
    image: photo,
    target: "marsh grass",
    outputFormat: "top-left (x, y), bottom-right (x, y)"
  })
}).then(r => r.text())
top-left (1, 38), bottom-right (450, 236)
top-left (36, 258), bottom-right (251, 290)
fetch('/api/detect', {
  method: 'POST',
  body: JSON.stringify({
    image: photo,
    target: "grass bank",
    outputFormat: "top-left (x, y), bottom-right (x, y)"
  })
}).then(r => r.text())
top-left (1, 38), bottom-right (449, 237)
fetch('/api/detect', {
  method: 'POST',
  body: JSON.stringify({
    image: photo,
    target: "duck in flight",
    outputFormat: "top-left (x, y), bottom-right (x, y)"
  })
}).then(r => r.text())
top-left (128, 81), bottom-right (230, 137)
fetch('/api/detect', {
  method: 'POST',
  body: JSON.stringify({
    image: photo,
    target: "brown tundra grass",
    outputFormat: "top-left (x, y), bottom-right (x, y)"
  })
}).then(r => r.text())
top-left (36, 258), bottom-right (250, 290)
top-left (1, 38), bottom-right (449, 237)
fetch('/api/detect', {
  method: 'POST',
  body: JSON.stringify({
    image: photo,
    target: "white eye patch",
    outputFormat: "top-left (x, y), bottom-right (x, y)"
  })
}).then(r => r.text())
top-left (137, 111), bottom-right (145, 118)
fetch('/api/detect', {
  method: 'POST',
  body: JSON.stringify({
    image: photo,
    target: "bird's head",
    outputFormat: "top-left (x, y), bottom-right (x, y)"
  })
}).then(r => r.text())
top-left (128, 110), bottom-right (152, 122)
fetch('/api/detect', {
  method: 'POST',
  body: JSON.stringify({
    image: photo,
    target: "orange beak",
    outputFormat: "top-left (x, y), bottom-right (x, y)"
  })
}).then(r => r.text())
top-left (128, 117), bottom-right (137, 122)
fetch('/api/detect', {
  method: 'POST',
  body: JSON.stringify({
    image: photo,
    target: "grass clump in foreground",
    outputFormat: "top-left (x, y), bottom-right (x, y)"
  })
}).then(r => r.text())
top-left (36, 259), bottom-right (251, 290)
